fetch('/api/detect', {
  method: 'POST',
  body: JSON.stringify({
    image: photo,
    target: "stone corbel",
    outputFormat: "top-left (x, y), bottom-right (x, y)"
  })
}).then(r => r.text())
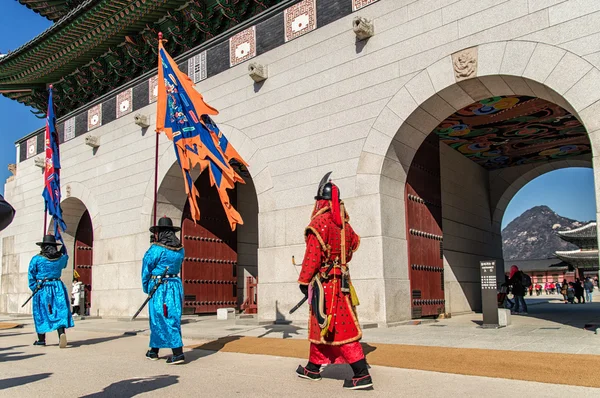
top-left (7, 163), bottom-right (16, 182)
top-left (134, 113), bottom-right (150, 128)
top-left (248, 62), bottom-right (268, 83)
top-left (85, 135), bottom-right (100, 148)
top-left (34, 157), bottom-right (45, 169)
top-left (353, 16), bottom-right (374, 40)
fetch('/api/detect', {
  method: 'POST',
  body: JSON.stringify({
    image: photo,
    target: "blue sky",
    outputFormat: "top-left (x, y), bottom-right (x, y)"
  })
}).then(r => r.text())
top-left (0, 4), bottom-right (596, 226)
top-left (502, 167), bottom-right (596, 229)
top-left (0, 3), bottom-right (51, 195)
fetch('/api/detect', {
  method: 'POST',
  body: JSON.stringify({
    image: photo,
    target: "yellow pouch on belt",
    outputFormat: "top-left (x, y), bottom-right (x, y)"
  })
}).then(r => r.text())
top-left (350, 284), bottom-right (360, 307)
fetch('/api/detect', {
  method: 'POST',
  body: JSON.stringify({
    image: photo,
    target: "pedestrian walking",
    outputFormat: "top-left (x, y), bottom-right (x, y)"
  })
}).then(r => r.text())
top-left (295, 173), bottom-right (373, 390)
top-left (142, 216), bottom-right (185, 364)
top-left (28, 234), bottom-right (73, 347)
top-left (574, 278), bottom-right (585, 304)
top-left (71, 277), bottom-right (84, 316)
top-left (584, 277), bottom-right (594, 303)
top-left (508, 265), bottom-right (529, 314)
top-left (561, 279), bottom-right (568, 302)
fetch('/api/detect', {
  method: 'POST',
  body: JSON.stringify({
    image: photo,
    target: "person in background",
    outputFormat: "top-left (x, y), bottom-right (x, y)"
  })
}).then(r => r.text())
top-left (561, 279), bottom-right (568, 303)
top-left (508, 265), bottom-right (528, 315)
top-left (567, 283), bottom-right (576, 304)
top-left (573, 278), bottom-right (585, 304)
top-left (544, 282), bottom-right (550, 295)
top-left (584, 277), bottom-right (594, 303)
top-left (528, 284), bottom-right (534, 296)
top-left (71, 278), bottom-right (84, 316)
top-left (550, 281), bottom-right (556, 294)
top-left (555, 281), bottom-right (561, 296)
top-left (535, 283), bottom-right (542, 296)
top-left (28, 235), bottom-right (74, 347)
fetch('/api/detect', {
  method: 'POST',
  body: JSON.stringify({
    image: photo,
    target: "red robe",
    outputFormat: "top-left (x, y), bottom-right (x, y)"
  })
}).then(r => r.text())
top-left (298, 201), bottom-right (364, 365)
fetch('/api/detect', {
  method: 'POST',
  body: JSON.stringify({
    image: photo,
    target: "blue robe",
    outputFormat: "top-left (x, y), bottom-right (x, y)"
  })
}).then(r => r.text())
top-left (141, 243), bottom-right (185, 348)
top-left (28, 254), bottom-right (74, 334)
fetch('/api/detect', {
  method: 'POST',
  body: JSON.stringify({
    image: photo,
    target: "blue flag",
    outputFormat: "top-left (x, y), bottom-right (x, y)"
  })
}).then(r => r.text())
top-left (42, 87), bottom-right (67, 251)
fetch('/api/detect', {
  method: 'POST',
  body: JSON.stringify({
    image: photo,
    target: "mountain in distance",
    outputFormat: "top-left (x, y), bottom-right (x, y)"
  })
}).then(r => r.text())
top-left (502, 205), bottom-right (593, 261)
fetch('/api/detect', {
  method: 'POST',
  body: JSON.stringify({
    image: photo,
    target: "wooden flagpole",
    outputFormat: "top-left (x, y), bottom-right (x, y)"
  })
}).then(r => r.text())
top-left (153, 33), bottom-right (163, 231)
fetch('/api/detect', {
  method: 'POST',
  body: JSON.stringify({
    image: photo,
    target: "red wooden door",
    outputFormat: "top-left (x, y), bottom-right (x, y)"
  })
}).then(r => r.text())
top-left (405, 133), bottom-right (445, 318)
top-left (74, 210), bottom-right (93, 314)
top-left (181, 172), bottom-right (237, 314)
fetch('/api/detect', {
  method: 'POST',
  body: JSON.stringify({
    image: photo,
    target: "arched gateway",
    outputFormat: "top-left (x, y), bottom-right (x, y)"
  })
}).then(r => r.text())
top-left (358, 41), bottom-right (600, 321)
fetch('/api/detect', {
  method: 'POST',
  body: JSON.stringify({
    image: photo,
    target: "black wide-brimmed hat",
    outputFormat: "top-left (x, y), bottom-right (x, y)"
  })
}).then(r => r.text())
top-left (149, 216), bottom-right (181, 233)
top-left (36, 234), bottom-right (61, 246)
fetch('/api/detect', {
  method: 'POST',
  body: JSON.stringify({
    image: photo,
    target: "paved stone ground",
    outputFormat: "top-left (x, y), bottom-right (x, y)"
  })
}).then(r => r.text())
top-left (1, 327), bottom-right (599, 397)
top-left (6, 295), bottom-right (596, 354)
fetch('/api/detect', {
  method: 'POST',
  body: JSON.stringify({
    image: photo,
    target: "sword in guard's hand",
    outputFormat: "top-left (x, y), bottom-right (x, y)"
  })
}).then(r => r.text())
top-left (131, 266), bottom-right (169, 320)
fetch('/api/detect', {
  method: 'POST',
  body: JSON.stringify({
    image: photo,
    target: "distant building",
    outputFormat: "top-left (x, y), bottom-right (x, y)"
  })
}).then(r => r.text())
top-left (507, 222), bottom-right (599, 284)
top-left (555, 222), bottom-right (599, 279)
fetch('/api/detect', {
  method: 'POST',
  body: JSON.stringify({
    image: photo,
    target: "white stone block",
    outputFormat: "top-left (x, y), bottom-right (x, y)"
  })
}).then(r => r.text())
top-left (458, 0), bottom-right (528, 38)
top-left (523, 44), bottom-right (566, 82)
top-left (498, 308), bottom-right (511, 327)
top-left (544, 53), bottom-right (592, 94)
top-left (217, 307), bottom-right (235, 320)
top-left (564, 68), bottom-right (600, 111)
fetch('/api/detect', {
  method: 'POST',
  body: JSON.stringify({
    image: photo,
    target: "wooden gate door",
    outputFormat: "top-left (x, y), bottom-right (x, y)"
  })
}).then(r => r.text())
top-left (74, 210), bottom-right (93, 314)
top-left (405, 133), bottom-right (445, 318)
top-left (181, 172), bottom-right (238, 314)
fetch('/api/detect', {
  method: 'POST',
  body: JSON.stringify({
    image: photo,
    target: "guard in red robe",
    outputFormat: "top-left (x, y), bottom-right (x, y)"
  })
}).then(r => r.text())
top-left (295, 172), bottom-right (373, 390)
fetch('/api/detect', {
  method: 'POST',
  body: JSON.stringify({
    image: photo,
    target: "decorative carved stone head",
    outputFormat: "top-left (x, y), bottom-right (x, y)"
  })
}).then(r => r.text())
top-left (248, 62), bottom-right (268, 83)
top-left (7, 164), bottom-right (16, 176)
top-left (353, 16), bottom-right (374, 40)
top-left (452, 47), bottom-right (478, 82)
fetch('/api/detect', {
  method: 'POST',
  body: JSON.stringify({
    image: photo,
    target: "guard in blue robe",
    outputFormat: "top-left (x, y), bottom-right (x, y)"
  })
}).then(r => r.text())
top-left (28, 234), bottom-right (74, 348)
top-left (142, 216), bottom-right (185, 364)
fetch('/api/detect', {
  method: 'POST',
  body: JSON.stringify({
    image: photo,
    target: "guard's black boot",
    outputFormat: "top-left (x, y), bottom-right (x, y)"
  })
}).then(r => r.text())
top-left (296, 362), bottom-right (322, 381)
top-left (57, 327), bottom-right (67, 348)
top-left (166, 354), bottom-right (185, 365)
top-left (146, 348), bottom-right (159, 361)
top-left (33, 333), bottom-right (46, 346)
top-left (166, 347), bottom-right (184, 365)
top-left (343, 359), bottom-right (373, 390)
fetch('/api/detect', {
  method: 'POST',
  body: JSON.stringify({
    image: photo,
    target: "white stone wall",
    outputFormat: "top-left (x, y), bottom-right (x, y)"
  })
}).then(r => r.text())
top-left (440, 143), bottom-right (495, 315)
top-left (4, 0), bottom-right (600, 323)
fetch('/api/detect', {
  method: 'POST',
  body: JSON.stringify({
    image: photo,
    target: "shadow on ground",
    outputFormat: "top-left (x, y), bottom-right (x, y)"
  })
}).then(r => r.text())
top-left (80, 375), bottom-right (179, 397)
top-left (68, 333), bottom-right (134, 348)
top-left (505, 298), bottom-right (600, 331)
top-left (184, 336), bottom-right (243, 364)
top-left (0, 373), bottom-right (52, 390)
top-left (257, 324), bottom-right (302, 339)
top-left (0, 351), bottom-right (44, 362)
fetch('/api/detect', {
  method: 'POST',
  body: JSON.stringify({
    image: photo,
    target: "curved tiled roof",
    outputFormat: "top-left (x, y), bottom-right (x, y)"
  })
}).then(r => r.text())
top-left (557, 222), bottom-right (597, 238)
top-left (17, 0), bottom-right (90, 22)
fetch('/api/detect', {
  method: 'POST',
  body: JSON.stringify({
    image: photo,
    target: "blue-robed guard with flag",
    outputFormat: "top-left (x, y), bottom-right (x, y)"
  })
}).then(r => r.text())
top-left (28, 86), bottom-right (72, 348)
top-left (142, 217), bottom-right (185, 364)
top-left (29, 235), bottom-right (73, 347)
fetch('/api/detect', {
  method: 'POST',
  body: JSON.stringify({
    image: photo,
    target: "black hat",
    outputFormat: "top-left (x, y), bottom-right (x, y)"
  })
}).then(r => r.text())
top-left (36, 234), bottom-right (61, 247)
top-left (149, 216), bottom-right (181, 233)
top-left (315, 171), bottom-right (341, 200)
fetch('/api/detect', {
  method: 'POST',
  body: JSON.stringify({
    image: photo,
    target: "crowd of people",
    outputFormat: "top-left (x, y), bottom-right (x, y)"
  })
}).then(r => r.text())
top-left (501, 266), bottom-right (598, 313)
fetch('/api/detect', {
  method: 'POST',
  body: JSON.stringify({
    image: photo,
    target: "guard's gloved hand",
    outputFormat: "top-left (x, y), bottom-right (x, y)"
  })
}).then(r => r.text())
top-left (299, 284), bottom-right (309, 297)
top-left (150, 234), bottom-right (156, 243)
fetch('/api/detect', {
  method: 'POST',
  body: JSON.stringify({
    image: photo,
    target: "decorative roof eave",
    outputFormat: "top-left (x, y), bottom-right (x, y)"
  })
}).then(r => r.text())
top-left (555, 250), bottom-right (599, 269)
top-left (557, 222), bottom-right (597, 238)
top-left (0, 0), bottom-right (188, 84)
top-left (17, 0), bottom-right (89, 22)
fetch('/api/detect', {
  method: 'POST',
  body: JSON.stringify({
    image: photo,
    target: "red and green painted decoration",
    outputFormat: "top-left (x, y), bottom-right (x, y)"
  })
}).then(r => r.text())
top-left (4, 0), bottom-right (284, 118)
top-left (434, 96), bottom-right (590, 170)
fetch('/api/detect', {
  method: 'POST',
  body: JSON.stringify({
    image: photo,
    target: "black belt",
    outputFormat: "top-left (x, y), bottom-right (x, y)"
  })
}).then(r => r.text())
top-left (37, 278), bottom-right (60, 282)
top-left (151, 274), bottom-right (179, 279)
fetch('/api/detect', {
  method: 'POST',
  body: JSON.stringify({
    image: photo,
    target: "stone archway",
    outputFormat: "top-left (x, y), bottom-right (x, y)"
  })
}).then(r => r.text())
top-left (140, 124), bottom-right (270, 314)
top-left (356, 40), bottom-right (600, 323)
